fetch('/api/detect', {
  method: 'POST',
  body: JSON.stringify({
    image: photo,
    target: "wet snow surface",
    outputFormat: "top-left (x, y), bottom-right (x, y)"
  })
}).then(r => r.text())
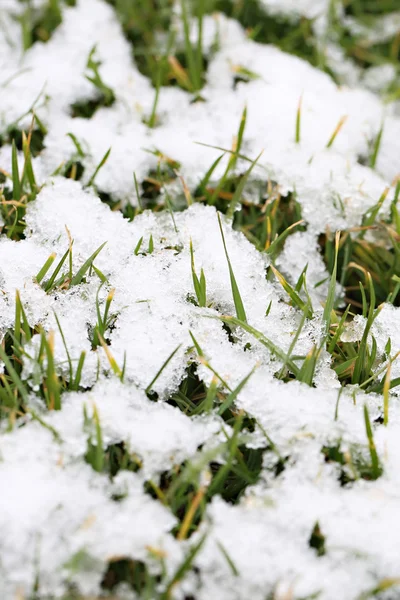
top-left (1, 0), bottom-right (400, 599)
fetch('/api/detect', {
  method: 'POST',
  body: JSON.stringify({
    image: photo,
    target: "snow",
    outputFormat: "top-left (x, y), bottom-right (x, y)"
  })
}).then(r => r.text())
top-left (1, 0), bottom-right (400, 598)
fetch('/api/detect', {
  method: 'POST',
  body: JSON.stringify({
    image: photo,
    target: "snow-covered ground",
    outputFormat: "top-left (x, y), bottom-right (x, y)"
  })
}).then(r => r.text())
top-left (1, 0), bottom-right (400, 598)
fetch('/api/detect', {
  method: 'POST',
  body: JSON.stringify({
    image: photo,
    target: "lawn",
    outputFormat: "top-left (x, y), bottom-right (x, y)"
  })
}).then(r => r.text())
top-left (1, 0), bottom-right (400, 599)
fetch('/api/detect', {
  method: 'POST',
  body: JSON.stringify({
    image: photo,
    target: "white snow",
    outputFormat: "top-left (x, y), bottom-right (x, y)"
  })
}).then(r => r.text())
top-left (1, 0), bottom-right (400, 598)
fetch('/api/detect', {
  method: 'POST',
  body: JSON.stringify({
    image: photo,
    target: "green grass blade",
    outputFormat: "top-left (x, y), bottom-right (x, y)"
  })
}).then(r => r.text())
top-left (145, 344), bottom-right (182, 395)
top-left (218, 315), bottom-right (300, 377)
top-left (87, 147), bottom-right (111, 187)
top-left (370, 122), bottom-right (384, 169)
top-left (295, 95), bottom-right (302, 144)
top-left (270, 265), bottom-right (312, 318)
top-left (197, 153), bottom-right (225, 196)
top-left (218, 364), bottom-right (257, 416)
top-left (0, 344), bottom-right (29, 404)
top-left (363, 404), bottom-right (381, 480)
top-left (44, 246), bottom-right (71, 292)
top-left (72, 352), bottom-right (86, 391)
top-left (266, 219), bottom-right (304, 260)
top-left (322, 230), bottom-right (340, 337)
top-left (11, 139), bottom-right (21, 200)
top-left (54, 311), bottom-right (73, 383)
top-left (217, 213), bottom-right (247, 322)
top-left (70, 241), bottom-right (107, 286)
top-left (134, 236), bottom-right (143, 255)
top-left (227, 151), bottom-right (263, 218)
top-left (36, 253), bottom-right (56, 284)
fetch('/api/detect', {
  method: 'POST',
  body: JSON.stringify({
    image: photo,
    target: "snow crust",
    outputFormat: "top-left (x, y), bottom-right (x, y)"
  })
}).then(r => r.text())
top-left (1, 0), bottom-right (400, 598)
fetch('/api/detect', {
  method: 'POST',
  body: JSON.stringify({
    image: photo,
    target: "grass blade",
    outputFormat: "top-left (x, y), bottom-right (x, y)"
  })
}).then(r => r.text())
top-left (227, 151), bottom-right (263, 218)
top-left (217, 213), bottom-right (247, 322)
top-left (11, 139), bottom-right (21, 200)
top-left (36, 253), bottom-right (56, 284)
top-left (145, 344), bottom-right (182, 395)
top-left (70, 241), bottom-right (107, 286)
top-left (322, 231), bottom-right (340, 337)
top-left (218, 364), bottom-right (257, 416)
top-left (87, 147), bottom-right (111, 187)
top-left (370, 122), bottom-right (384, 169)
top-left (363, 404), bottom-right (382, 480)
top-left (218, 315), bottom-right (300, 377)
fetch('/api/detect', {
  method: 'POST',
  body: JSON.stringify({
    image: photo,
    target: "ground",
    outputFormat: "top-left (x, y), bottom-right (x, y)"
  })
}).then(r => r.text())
top-left (1, 1), bottom-right (400, 599)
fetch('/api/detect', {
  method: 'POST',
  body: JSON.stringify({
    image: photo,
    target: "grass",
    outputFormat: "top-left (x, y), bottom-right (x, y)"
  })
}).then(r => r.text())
top-left (1, 0), bottom-right (400, 598)
top-left (70, 47), bottom-right (115, 118)
top-left (0, 119), bottom-right (41, 240)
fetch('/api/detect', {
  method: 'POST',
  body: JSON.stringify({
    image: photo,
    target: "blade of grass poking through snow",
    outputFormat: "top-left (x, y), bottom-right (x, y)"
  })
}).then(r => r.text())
top-left (189, 330), bottom-right (204, 357)
top-left (44, 244), bottom-right (72, 292)
top-left (388, 274), bottom-right (400, 304)
top-left (15, 290), bottom-right (31, 348)
top-left (67, 132), bottom-right (85, 158)
top-left (270, 265), bottom-right (312, 318)
top-left (98, 333), bottom-right (124, 381)
top-left (11, 139), bottom-right (21, 200)
top-left (195, 0), bottom-right (205, 91)
top-left (71, 351), bottom-right (86, 391)
top-left (217, 213), bottom-right (247, 322)
top-left (298, 345), bottom-right (320, 386)
top-left (199, 376), bottom-right (218, 414)
top-left (0, 344), bottom-right (29, 406)
top-left (42, 330), bottom-right (61, 411)
top-left (87, 147), bottom-right (111, 187)
top-left (328, 304), bottom-right (351, 354)
top-left (84, 404), bottom-right (104, 473)
top-left (178, 173), bottom-right (193, 206)
top-left (360, 351), bottom-right (400, 393)
top-left (189, 330), bottom-right (232, 391)
top-left (21, 131), bottom-right (36, 192)
top-left (218, 363), bottom-right (258, 416)
top-left (133, 172), bottom-right (143, 211)
top-left (383, 361), bottom-right (391, 426)
top-left (363, 404), bottom-right (382, 480)
top-left (54, 312), bottom-right (73, 384)
top-left (277, 303), bottom-right (309, 380)
top-left (370, 122), bottom-right (384, 169)
top-left (145, 344), bottom-right (182, 395)
top-left (190, 239), bottom-right (206, 307)
top-left (161, 534), bottom-right (207, 600)
top-left (228, 106), bottom-right (247, 175)
top-left (197, 153), bottom-right (225, 197)
top-left (352, 273), bottom-right (380, 385)
top-left (217, 542), bottom-right (240, 577)
top-left (134, 237), bottom-right (143, 255)
top-left (180, 0), bottom-right (200, 93)
top-left (266, 219), bottom-right (304, 259)
top-left (177, 485), bottom-right (206, 540)
top-left (28, 408), bottom-right (61, 442)
top-left (326, 115), bottom-right (347, 149)
top-left (36, 253), bottom-right (56, 284)
top-left (165, 190), bottom-right (178, 233)
top-left (323, 230), bottom-right (340, 338)
top-left (295, 94), bottom-right (302, 144)
top-left (218, 315), bottom-right (301, 378)
top-left (92, 264), bottom-right (107, 284)
top-left (226, 151), bottom-right (263, 218)
top-left (207, 415), bottom-right (244, 498)
top-left (362, 187), bottom-right (389, 231)
top-left (92, 284), bottom-right (115, 348)
top-left (147, 57), bottom-right (163, 128)
top-left (70, 241), bottom-right (107, 286)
